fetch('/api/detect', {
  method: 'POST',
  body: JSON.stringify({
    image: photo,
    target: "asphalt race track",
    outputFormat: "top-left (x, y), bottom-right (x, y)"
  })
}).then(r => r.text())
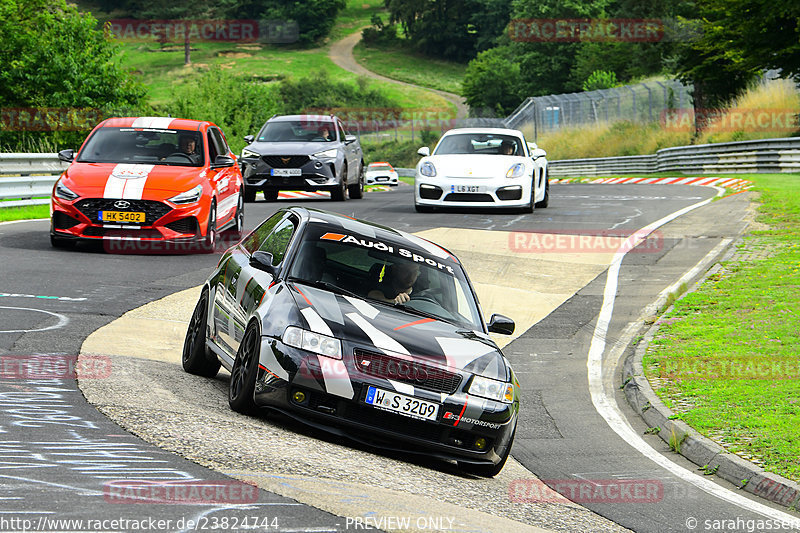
top-left (1, 183), bottom-right (798, 532)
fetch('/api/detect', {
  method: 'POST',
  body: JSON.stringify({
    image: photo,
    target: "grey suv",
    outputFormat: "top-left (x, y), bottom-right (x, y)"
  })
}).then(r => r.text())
top-left (240, 115), bottom-right (365, 202)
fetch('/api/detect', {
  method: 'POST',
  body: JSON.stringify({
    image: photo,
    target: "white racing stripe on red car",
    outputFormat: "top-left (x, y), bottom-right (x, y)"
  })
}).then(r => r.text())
top-left (131, 117), bottom-right (175, 129)
top-left (104, 164), bottom-right (154, 200)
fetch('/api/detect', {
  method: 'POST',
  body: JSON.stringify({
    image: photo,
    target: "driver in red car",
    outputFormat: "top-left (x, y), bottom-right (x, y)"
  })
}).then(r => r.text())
top-left (368, 262), bottom-right (420, 304)
top-left (178, 134), bottom-right (201, 164)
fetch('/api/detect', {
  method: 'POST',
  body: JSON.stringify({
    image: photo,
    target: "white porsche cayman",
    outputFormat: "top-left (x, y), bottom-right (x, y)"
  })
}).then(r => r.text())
top-left (414, 128), bottom-right (548, 213)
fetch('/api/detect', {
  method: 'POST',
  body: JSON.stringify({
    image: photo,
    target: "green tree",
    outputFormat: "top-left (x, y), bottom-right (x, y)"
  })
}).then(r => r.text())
top-left (461, 47), bottom-right (522, 115)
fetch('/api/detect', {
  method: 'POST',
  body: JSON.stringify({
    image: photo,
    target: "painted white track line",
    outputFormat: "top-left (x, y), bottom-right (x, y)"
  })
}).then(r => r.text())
top-left (587, 186), bottom-right (797, 521)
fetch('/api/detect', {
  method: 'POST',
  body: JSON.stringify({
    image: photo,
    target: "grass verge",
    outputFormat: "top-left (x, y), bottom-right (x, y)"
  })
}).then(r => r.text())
top-left (0, 204), bottom-right (50, 222)
top-left (643, 173), bottom-right (800, 482)
top-left (352, 42), bottom-right (466, 95)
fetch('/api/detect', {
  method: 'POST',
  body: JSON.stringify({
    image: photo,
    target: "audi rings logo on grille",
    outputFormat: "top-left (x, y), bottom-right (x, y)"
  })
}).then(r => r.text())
top-left (114, 200), bottom-right (131, 209)
top-left (361, 358), bottom-right (430, 383)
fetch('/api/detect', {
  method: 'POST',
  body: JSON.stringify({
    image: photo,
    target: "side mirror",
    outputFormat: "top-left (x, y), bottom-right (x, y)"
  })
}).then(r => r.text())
top-left (58, 149), bottom-right (75, 162)
top-left (345, 135), bottom-right (358, 144)
top-left (243, 135), bottom-right (254, 144)
top-left (417, 147), bottom-right (430, 157)
top-left (250, 251), bottom-right (277, 275)
top-left (530, 148), bottom-right (547, 160)
top-left (212, 155), bottom-right (235, 168)
top-left (487, 314), bottom-right (515, 335)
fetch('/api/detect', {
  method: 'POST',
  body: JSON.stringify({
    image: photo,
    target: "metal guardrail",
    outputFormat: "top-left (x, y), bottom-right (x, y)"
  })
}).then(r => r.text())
top-left (0, 153), bottom-right (66, 207)
top-left (549, 137), bottom-right (800, 177)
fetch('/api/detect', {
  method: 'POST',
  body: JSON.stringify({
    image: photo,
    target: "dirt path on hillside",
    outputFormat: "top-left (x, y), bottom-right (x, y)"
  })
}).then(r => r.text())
top-left (329, 30), bottom-right (469, 119)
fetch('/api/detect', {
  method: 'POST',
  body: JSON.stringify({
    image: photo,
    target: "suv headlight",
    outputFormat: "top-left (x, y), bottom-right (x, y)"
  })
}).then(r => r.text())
top-left (506, 163), bottom-right (526, 178)
top-left (282, 326), bottom-right (342, 359)
top-left (54, 180), bottom-right (79, 201)
top-left (168, 184), bottom-right (203, 205)
top-left (468, 375), bottom-right (514, 403)
top-left (241, 148), bottom-right (259, 158)
top-left (314, 148), bottom-right (338, 159)
top-left (419, 161), bottom-right (436, 177)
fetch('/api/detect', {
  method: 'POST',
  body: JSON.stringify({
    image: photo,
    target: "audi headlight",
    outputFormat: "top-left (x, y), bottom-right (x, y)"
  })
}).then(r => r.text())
top-left (168, 184), bottom-right (203, 205)
top-left (468, 375), bottom-right (514, 403)
top-left (282, 326), bottom-right (342, 359)
top-left (506, 163), bottom-right (526, 178)
top-left (54, 180), bottom-right (79, 201)
top-left (419, 161), bottom-right (437, 177)
top-left (241, 148), bottom-right (259, 158)
top-left (314, 148), bottom-right (338, 159)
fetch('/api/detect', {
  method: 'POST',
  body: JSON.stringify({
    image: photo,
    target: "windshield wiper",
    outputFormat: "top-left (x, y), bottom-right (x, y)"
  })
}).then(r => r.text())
top-left (287, 277), bottom-right (360, 298)
top-left (389, 302), bottom-right (445, 323)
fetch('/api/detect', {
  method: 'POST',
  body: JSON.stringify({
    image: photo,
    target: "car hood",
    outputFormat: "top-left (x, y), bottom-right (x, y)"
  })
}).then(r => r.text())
top-left (420, 154), bottom-right (529, 178)
top-left (60, 162), bottom-right (205, 197)
top-left (289, 282), bottom-right (508, 380)
top-left (247, 141), bottom-right (339, 156)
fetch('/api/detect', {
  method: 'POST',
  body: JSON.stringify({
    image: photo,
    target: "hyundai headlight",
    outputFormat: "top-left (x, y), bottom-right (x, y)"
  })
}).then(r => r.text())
top-left (241, 148), bottom-right (259, 158)
top-left (506, 163), bottom-right (526, 178)
top-left (314, 148), bottom-right (338, 159)
top-left (468, 375), bottom-right (514, 403)
top-left (419, 161), bottom-right (437, 177)
top-left (54, 180), bottom-right (79, 201)
top-left (282, 326), bottom-right (342, 359)
top-left (168, 184), bottom-right (203, 205)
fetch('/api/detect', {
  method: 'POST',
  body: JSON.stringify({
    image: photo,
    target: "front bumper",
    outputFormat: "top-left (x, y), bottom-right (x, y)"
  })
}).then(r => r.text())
top-left (50, 195), bottom-right (210, 251)
top-left (415, 176), bottom-right (532, 208)
top-left (241, 155), bottom-right (339, 191)
top-left (253, 338), bottom-right (517, 465)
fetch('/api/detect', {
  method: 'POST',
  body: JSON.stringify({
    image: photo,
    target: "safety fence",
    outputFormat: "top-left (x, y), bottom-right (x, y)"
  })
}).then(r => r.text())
top-left (0, 153), bottom-right (66, 207)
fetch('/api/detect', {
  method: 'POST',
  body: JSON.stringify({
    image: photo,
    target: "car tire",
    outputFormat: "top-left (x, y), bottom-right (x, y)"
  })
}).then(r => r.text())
top-left (263, 189), bottom-right (278, 202)
top-left (458, 427), bottom-right (515, 477)
top-left (50, 234), bottom-right (75, 249)
top-left (182, 288), bottom-right (221, 378)
top-left (243, 186), bottom-right (256, 203)
top-left (521, 180), bottom-right (535, 214)
top-left (535, 175), bottom-right (549, 209)
top-left (331, 164), bottom-right (348, 201)
top-left (348, 162), bottom-right (364, 199)
top-left (201, 202), bottom-right (217, 253)
top-left (231, 194), bottom-right (244, 239)
top-left (228, 321), bottom-right (261, 414)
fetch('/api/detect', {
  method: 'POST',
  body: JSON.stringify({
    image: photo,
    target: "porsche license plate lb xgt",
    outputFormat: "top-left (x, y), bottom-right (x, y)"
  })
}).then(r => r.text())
top-left (271, 168), bottom-right (302, 177)
top-left (99, 211), bottom-right (145, 223)
top-left (365, 386), bottom-right (439, 421)
top-left (452, 185), bottom-right (483, 193)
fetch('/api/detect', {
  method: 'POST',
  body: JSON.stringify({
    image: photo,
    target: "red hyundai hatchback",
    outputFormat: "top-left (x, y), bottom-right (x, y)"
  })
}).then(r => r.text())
top-left (50, 117), bottom-right (244, 253)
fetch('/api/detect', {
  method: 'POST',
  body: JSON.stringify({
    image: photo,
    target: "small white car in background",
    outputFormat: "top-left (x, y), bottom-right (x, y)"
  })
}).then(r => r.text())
top-left (414, 128), bottom-right (548, 213)
top-left (365, 161), bottom-right (399, 186)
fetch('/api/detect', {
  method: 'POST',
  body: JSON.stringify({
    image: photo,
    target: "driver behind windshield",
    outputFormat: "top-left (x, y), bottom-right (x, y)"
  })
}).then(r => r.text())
top-left (368, 262), bottom-right (420, 304)
top-left (178, 134), bottom-right (201, 164)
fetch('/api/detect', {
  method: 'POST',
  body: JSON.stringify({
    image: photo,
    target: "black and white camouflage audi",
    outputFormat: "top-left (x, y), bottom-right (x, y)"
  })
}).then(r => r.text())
top-left (182, 206), bottom-right (520, 476)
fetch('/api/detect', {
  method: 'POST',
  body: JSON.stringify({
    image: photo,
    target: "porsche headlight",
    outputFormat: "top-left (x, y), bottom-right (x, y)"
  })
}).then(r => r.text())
top-left (419, 161), bottom-right (437, 177)
top-left (54, 180), bottom-right (79, 201)
top-left (468, 375), bottom-right (514, 403)
top-left (282, 326), bottom-right (342, 359)
top-left (314, 148), bottom-right (338, 159)
top-left (241, 148), bottom-right (259, 158)
top-left (168, 184), bottom-right (203, 205)
top-left (506, 163), bottom-right (526, 178)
